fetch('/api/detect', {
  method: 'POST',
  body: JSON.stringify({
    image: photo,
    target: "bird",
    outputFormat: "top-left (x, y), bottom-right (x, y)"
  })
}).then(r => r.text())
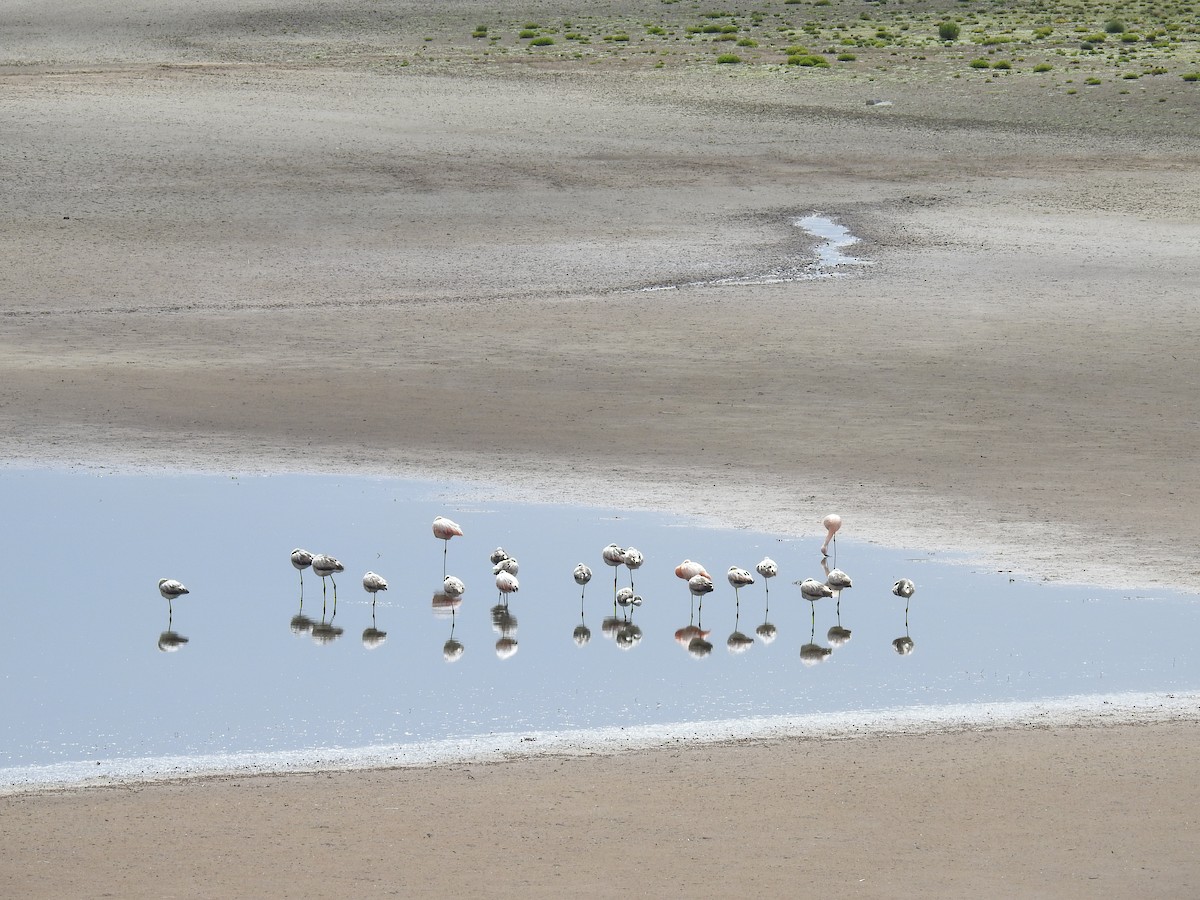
top-left (755, 557), bottom-right (778, 598)
top-left (489, 547), bottom-right (509, 565)
top-left (825, 568), bottom-right (853, 592)
top-left (820, 513), bottom-right (842, 558)
top-left (892, 578), bottom-right (916, 599)
top-left (797, 578), bottom-right (834, 601)
top-left (290, 549), bottom-right (313, 594)
top-left (495, 570), bottom-right (519, 598)
top-left (688, 573), bottom-right (715, 598)
top-left (623, 547), bottom-right (644, 589)
top-left (727, 566), bottom-right (755, 603)
top-left (602, 544), bottom-right (625, 593)
top-left (311, 554), bottom-right (344, 604)
top-left (493, 557), bottom-right (519, 576)
top-left (443, 575), bottom-right (466, 598)
top-left (432, 516), bottom-right (463, 577)
top-left (362, 571), bottom-right (388, 597)
top-left (158, 578), bottom-right (189, 602)
top-left (675, 560), bottom-right (710, 581)
top-left (158, 578), bottom-right (189, 615)
top-left (573, 563), bottom-right (593, 596)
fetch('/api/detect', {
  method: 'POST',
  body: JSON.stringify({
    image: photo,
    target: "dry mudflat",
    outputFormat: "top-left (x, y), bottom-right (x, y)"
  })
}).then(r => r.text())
top-left (3, 1), bottom-right (1200, 896)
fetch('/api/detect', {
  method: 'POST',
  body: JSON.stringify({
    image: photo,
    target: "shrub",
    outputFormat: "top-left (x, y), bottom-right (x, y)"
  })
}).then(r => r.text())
top-left (836, 52), bottom-right (856, 61)
top-left (519, 29), bottom-right (537, 39)
top-left (1182, 72), bottom-right (1200, 81)
top-left (938, 21), bottom-right (961, 41)
top-left (992, 59), bottom-right (1012, 69)
top-left (472, 25), bottom-right (488, 38)
top-left (716, 53), bottom-right (741, 63)
top-left (969, 57), bottom-right (990, 68)
top-left (787, 53), bottom-right (829, 67)
top-left (737, 38), bottom-right (758, 47)
top-left (1033, 62), bottom-right (1053, 72)
top-left (1104, 19), bottom-right (1125, 34)
top-left (1084, 76), bottom-right (1102, 84)
top-left (530, 36), bottom-right (554, 46)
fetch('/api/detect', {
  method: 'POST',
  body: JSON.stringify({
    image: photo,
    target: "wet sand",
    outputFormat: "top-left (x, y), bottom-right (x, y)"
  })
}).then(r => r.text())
top-left (3, 1), bottom-right (1200, 895)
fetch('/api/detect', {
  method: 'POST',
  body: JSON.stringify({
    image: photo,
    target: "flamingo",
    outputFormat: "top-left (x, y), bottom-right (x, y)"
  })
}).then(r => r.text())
top-left (493, 557), bottom-right (519, 576)
top-left (311, 554), bottom-right (344, 609)
top-left (797, 578), bottom-right (834, 601)
top-left (893, 578), bottom-right (916, 599)
top-left (362, 571), bottom-right (388, 597)
top-left (755, 557), bottom-right (778, 601)
top-left (688, 573), bottom-right (715, 601)
top-left (821, 513), bottom-right (842, 558)
top-left (489, 547), bottom-right (509, 565)
top-left (623, 547), bottom-right (644, 590)
top-left (495, 570), bottom-right (519, 599)
top-left (158, 578), bottom-right (189, 608)
top-left (601, 543), bottom-right (625, 582)
top-left (443, 575), bottom-right (466, 598)
top-left (727, 566), bottom-right (755, 603)
top-left (573, 563), bottom-right (593, 600)
top-left (675, 560), bottom-right (709, 581)
top-left (432, 516), bottom-right (463, 577)
top-left (290, 549), bottom-right (313, 595)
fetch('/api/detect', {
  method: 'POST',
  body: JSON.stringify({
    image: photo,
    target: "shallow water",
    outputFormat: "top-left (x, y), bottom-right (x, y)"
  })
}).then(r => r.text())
top-left (639, 213), bottom-right (870, 291)
top-left (1, 469), bottom-right (1197, 787)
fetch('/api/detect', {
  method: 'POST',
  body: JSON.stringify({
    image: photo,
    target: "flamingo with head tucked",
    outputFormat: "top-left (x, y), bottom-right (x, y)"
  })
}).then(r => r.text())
top-left (432, 516), bottom-right (463, 577)
top-left (821, 513), bottom-right (842, 558)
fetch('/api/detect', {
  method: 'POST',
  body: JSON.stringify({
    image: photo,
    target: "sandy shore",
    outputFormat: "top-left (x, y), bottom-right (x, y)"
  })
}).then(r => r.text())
top-left (4, 0), bottom-right (1200, 895)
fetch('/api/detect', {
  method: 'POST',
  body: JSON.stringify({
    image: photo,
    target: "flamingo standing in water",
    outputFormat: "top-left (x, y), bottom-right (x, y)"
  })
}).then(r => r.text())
top-left (158, 578), bottom-right (189, 616)
top-left (443, 575), bottom-right (466, 598)
top-left (495, 570), bottom-right (519, 600)
top-left (623, 547), bottom-right (644, 591)
top-left (601, 544), bottom-right (625, 594)
top-left (573, 563), bottom-right (593, 599)
top-left (727, 566), bottom-right (755, 604)
top-left (755, 557), bottom-right (778, 601)
top-left (892, 578), bottom-right (916, 599)
top-left (311, 554), bottom-right (344, 610)
top-left (432, 516), bottom-right (463, 577)
top-left (362, 571), bottom-right (388, 597)
top-left (797, 578), bottom-right (834, 601)
top-left (291, 548), bottom-right (313, 595)
top-left (820, 514), bottom-right (842, 559)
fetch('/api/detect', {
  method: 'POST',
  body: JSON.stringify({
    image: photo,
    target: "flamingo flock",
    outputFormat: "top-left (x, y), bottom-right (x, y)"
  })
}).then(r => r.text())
top-left (158, 511), bottom-right (919, 659)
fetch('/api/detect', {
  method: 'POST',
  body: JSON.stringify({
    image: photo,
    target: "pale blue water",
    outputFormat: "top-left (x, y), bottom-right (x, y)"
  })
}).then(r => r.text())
top-left (1, 469), bottom-right (1196, 785)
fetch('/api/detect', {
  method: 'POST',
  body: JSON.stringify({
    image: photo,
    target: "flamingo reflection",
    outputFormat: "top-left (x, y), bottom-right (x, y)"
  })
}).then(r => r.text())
top-left (433, 592), bottom-right (465, 663)
top-left (675, 596), bottom-right (713, 659)
top-left (799, 598), bottom-right (833, 666)
top-left (157, 600), bottom-right (189, 652)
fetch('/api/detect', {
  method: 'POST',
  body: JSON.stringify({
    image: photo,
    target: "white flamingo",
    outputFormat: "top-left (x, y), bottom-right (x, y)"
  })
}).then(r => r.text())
top-left (311, 554), bottom-right (344, 606)
top-left (623, 547), bottom-right (644, 590)
top-left (495, 570), bottom-right (519, 599)
top-left (443, 575), bottom-right (466, 598)
top-left (493, 557), bottom-right (519, 575)
top-left (755, 557), bottom-right (778, 600)
top-left (727, 566), bottom-right (755, 603)
top-left (290, 549), bottom-right (313, 594)
top-left (798, 578), bottom-right (834, 601)
top-left (602, 543), bottom-right (625, 594)
top-left (432, 516), bottom-right (463, 577)
top-left (362, 571), bottom-right (388, 597)
top-left (158, 578), bottom-right (189, 615)
top-left (893, 578), bottom-right (916, 598)
top-left (573, 563), bottom-right (593, 600)
top-left (490, 547), bottom-right (508, 565)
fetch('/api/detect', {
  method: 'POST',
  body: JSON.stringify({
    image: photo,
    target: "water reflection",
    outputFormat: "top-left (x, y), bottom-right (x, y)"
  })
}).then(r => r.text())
top-left (432, 592), bottom-right (465, 663)
top-left (5, 469), bottom-right (1200, 780)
